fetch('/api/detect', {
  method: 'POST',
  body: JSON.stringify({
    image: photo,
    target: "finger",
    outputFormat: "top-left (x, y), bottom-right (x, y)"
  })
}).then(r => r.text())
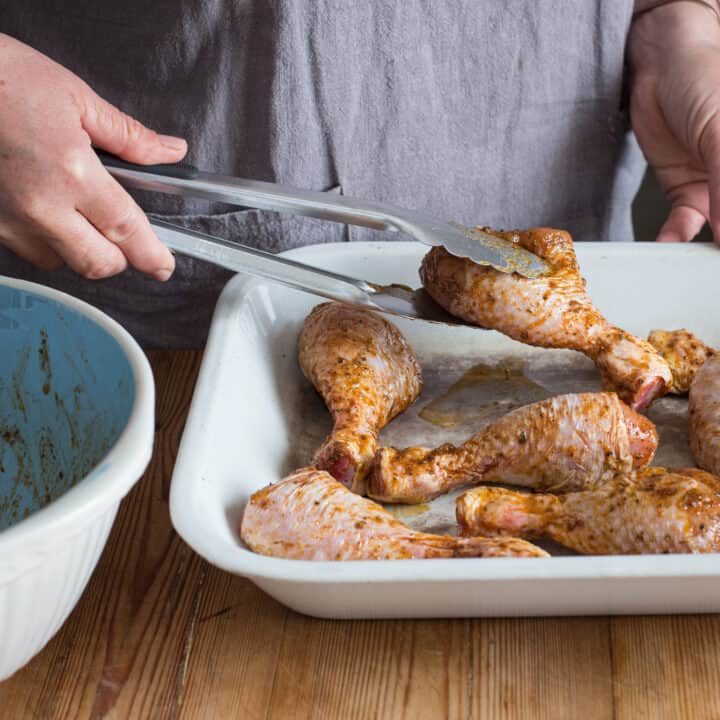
top-left (76, 159), bottom-right (175, 280)
top-left (656, 205), bottom-right (708, 242)
top-left (42, 213), bottom-right (128, 279)
top-left (654, 174), bottom-right (710, 242)
top-left (80, 91), bottom-right (187, 165)
top-left (699, 122), bottom-right (720, 246)
top-left (0, 231), bottom-right (64, 271)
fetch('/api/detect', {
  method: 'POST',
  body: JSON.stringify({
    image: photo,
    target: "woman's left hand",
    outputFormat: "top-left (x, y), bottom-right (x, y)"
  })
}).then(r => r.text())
top-left (629, 1), bottom-right (720, 243)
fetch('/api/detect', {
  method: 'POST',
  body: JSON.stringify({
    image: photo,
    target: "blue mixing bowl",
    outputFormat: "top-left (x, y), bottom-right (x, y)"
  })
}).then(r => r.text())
top-left (0, 277), bottom-right (154, 679)
top-left (0, 284), bottom-right (136, 528)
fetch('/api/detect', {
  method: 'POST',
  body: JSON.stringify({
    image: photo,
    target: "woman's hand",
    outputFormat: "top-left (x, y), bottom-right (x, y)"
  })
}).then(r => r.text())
top-left (629, 1), bottom-right (720, 243)
top-left (0, 34), bottom-right (187, 279)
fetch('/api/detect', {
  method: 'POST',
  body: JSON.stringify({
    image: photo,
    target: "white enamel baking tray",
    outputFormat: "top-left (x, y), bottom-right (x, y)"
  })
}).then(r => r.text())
top-left (170, 241), bottom-right (720, 618)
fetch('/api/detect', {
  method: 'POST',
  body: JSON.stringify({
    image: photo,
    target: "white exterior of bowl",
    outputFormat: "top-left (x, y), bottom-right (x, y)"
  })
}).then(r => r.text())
top-left (0, 277), bottom-right (155, 680)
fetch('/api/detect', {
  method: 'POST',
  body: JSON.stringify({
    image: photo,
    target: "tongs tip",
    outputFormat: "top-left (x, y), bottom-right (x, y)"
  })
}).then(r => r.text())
top-left (443, 223), bottom-right (552, 279)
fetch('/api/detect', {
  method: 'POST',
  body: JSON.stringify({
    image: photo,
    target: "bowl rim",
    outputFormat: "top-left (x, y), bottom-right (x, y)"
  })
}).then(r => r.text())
top-left (0, 275), bottom-right (155, 555)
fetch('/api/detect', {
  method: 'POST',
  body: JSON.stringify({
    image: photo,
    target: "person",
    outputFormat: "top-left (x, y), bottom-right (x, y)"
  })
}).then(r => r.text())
top-left (0, 1), bottom-right (717, 348)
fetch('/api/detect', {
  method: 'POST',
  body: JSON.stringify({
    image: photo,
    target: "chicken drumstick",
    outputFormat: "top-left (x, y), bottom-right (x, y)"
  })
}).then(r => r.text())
top-left (368, 393), bottom-right (658, 504)
top-left (299, 302), bottom-right (423, 494)
top-left (240, 468), bottom-right (548, 560)
top-left (689, 355), bottom-right (720, 477)
top-left (420, 227), bottom-right (672, 411)
top-left (648, 328), bottom-right (715, 394)
top-left (456, 467), bottom-right (720, 554)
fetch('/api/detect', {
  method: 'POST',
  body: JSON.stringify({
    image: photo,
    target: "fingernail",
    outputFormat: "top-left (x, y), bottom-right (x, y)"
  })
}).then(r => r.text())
top-left (154, 267), bottom-right (173, 282)
top-left (158, 134), bottom-right (187, 152)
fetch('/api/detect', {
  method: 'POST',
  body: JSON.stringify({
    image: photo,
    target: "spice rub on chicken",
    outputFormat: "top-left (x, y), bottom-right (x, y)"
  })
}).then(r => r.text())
top-left (689, 355), bottom-right (720, 477)
top-left (457, 467), bottom-right (720, 555)
top-left (648, 328), bottom-right (715, 394)
top-left (240, 468), bottom-right (548, 560)
top-left (298, 302), bottom-right (423, 495)
top-left (420, 227), bottom-right (672, 411)
top-left (368, 393), bottom-right (658, 504)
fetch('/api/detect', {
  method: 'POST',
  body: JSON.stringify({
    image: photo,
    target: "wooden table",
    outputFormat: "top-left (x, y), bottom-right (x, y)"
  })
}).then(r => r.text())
top-left (1, 350), bottom-right (719, 719)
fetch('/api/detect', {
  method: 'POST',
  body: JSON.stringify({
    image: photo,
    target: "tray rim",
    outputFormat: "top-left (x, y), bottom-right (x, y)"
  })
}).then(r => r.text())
top-left (169, 240), bottom-right (720, 585)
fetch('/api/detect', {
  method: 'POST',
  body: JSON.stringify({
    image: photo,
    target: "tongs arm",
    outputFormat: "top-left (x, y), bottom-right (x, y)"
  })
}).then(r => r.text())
top-left (99, 151), bottom-right (406, 233)
top-left (150, 219), bottom-right (380, 307)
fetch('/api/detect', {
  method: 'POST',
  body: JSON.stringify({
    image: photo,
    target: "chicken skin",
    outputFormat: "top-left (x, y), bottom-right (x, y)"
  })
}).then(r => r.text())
top-left (240, 468), bottom-right (548, 560)
top-left (298, 302), bottom-right (423, 494)
top-left (420, 227), bottom-right (672, 411)
top-left (648, 328), bottom-right (715, 394)
top-left (368, 393), bottom-right (658, 504)
top-left (689, 355), bottom-right (720, 476)
top-left (456, 467), bottom-right (720, 554)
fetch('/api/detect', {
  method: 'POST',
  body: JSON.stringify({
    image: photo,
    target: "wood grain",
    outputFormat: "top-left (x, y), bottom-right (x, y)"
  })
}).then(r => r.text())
top-left (177, 568), bottom-right (288, 720)
top-left (180, 569), bottom-right (471, 720)
top-left (472, 618), bottom-right (613, 720)
top-left (612, 615), bottom-right (720, 720)
top-left (1, 349), bottom-right (720, 720)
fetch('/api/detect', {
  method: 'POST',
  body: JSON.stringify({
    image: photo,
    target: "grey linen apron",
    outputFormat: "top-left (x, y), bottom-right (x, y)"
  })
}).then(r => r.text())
top-left (1, 0), bottom-right (644, 348)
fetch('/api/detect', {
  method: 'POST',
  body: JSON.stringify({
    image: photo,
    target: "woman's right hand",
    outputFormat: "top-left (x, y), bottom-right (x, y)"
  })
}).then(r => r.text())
top-left (0, 34), bottom-right (187, 280)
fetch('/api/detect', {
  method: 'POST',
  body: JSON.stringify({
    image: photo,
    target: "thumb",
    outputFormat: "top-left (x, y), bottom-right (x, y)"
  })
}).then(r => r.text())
top-left (654, 179), bottom-right (709, 243)
top-left (80, 93), bottom-right (187, 165)
top-left (656, 203), bottom-right (707, 243)
top-left (700, 121), bottom-right (720, 246)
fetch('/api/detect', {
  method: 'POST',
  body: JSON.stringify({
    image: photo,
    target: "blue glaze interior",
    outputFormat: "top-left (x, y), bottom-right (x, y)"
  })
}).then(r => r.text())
top-left (0, 284), bottom-right (134, 532)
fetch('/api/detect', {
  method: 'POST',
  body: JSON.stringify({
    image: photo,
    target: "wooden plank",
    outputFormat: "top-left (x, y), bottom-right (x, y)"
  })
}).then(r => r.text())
top-left (180, 581), bottom-right (615, 720)
top-left (179, 574), bottom-right (471, 720)
top-left (176, 569), bottom-right (288, 720)
top-left (265, 613), bottom-right (471, 720)
top-left (471, 618), bottom-right (614, 720)
top-left (0, 351), bottom-right (206, 720)
top-left (612, 616), bottom-right (720, 720)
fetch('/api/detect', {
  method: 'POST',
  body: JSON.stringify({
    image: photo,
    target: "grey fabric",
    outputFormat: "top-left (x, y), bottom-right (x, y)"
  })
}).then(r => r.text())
top-left (1, 0), bottom-right (645, 348)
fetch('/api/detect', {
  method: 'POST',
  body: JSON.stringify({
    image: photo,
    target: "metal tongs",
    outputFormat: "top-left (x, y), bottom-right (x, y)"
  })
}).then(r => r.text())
top-left (98, 151), bottom-right (550, 324)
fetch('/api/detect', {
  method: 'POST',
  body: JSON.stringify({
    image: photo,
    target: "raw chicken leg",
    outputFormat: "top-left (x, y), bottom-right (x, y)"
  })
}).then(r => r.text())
top-left (648, 328), bottom-right (715, 394)
top-left (689, 355), bottom-right (720, 476)
top-left (299, 302), bottom-right (423, 494)
top-left (368, 393), bottom-right (658, 503)
top-left (420, 227), bottom-right (672, 410)
top-left (240, 468), bottom-right (548, 560)
top-left (456, 467), bottom-right (720, 554)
